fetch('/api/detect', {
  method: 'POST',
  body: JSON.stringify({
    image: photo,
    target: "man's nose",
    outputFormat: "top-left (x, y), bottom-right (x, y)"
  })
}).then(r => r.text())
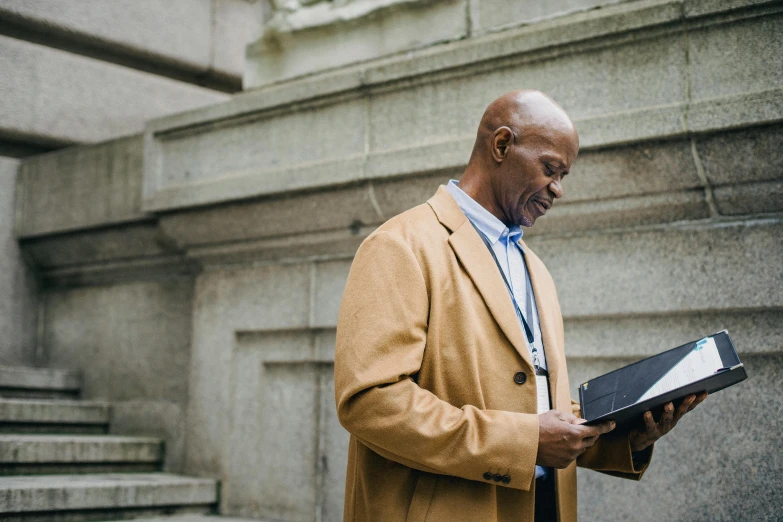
top-left (549, 178), bottom-right (563, 199)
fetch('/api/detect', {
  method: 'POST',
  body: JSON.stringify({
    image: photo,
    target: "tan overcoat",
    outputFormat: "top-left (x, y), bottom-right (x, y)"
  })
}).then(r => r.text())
top-left (335, 186), bottom-right (650, 522)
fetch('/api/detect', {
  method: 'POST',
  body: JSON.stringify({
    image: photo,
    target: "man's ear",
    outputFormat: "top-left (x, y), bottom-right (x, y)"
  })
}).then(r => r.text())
top-left (492, 127), bottom-right (514, 163)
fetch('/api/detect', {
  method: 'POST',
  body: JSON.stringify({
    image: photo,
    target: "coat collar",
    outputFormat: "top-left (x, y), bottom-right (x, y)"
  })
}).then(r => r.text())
top-left (427, 186), bottom-right (534, 369)
top-left (427, 186), bottom-right (562, 391)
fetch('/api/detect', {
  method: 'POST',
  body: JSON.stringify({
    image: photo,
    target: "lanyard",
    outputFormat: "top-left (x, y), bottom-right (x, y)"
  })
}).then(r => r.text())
top-left (468, 220), bottom-right (543, 372)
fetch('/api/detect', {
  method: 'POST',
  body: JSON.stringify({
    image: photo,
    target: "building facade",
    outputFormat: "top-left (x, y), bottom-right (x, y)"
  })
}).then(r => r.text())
top-left (1, 1), bottom-right (782, 520)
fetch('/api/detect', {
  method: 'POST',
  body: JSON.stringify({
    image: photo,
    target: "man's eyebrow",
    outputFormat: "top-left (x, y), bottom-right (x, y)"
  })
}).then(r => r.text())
top-left (541, 155), bottom-right (567, 169)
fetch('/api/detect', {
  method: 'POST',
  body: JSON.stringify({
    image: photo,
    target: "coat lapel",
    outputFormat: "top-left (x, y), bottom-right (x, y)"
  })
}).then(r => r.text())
top-left (428, 186), bottom-right (535, 369)
top-left (520, 242), bottom-right (562, 408)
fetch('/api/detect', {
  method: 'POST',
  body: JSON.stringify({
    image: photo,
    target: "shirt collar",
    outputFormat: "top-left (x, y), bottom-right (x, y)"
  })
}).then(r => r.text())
top-left (446, 180), bottom-right (525, 250)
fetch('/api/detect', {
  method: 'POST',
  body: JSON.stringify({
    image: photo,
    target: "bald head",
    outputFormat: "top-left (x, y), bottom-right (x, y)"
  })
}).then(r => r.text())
top-left (471, 90), bottom-right (577, 161)
top-left (459, 90), bottom-right (579, 227)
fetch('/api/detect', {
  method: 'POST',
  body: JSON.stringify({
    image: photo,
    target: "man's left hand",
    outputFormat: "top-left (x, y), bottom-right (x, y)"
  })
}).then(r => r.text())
top-left (629, 392), bottom-right (708, 452)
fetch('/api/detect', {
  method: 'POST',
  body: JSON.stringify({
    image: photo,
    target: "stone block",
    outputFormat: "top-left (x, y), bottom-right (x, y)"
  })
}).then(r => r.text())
top-left (109, 400), bottom-right (187, 473)
top-left (158, 184), bottom-right (382, 250)
top-left (185, 265), bottom-right (311, 477)
top-left (0, 157), bottom-right (37, 366)
top-left (533, 191), bottom-right (710, 236)
top-left (528, 220), bottom-right (783, 318)
top-left (570, 354), bottom-right (783, 522)
top-left (312, 260), bottom-right (352, 328)
top-left (0, 473), bottom-right (218, 512)
top-left (687, 12), bottom-right (783, 102)
top-left (0, 35), bottom-right (227, 146)
top-left (16, 135), bottom-right (145, 237)
top-left (20, 222), bottom-right (181, 273)
top-left (0, 0), bottom-right (212, 72)
top-left (696, 124), bottom-right (783, 187)
top-left (244, 0), bottom-right (467, 88)
top-left (221, 330), bottom-right (345, 521)
top-left (43, 280), bottom-right (193, 404)
top-left (0, 434), bottom-right (162, 464)
top-left (712, 180), bottom-right (783, 215)
top-left (0, 0), bottom-right (261, 85)
top-left (564, 141), bottom-right (702, 202)
top-left (0, 399), bottom-right (110, 430)
top-left (146, 99), bottom-right (366, 211)
top-left (475, 0), bottom-right (625, 34)
top-left (367, 30), bottom-right (689, 154)
top-left (0, 366), bottom-right (81, 394)
top-left (563, 309), bottom-right (783, 359)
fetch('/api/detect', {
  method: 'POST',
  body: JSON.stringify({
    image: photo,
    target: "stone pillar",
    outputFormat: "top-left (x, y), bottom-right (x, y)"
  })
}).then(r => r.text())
top-left (0, 157), bottom-right (38, 366)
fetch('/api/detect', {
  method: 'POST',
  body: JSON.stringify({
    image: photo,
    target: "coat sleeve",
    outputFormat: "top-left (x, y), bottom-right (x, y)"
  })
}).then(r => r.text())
top-left (335, 230), bottom-right (541, 491)
top-left (572, 400), bottom-right (653, 479)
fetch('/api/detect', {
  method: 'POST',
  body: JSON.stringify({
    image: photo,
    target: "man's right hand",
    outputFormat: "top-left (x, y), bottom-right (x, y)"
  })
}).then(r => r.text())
top-left (536, 410), bottom-right (616, 469)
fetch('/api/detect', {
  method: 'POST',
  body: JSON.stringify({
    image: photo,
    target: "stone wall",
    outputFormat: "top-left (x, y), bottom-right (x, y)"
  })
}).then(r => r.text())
top-left (11, 0), bottom-right (783, 520)
top-left (0, 0), bottom-right (264, 156)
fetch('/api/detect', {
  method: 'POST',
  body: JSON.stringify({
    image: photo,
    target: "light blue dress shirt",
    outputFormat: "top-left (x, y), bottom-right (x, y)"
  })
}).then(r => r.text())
top-left (446, 180), bottom-right (550, 479)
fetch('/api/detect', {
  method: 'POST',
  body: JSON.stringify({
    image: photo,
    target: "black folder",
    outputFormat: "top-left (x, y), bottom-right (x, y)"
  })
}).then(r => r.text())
top-left (579, 331), bottom-right (747, 427)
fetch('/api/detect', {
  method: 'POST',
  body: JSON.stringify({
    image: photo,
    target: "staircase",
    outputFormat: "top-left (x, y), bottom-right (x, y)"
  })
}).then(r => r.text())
top-left (0, 365), bottom-right (224, 522)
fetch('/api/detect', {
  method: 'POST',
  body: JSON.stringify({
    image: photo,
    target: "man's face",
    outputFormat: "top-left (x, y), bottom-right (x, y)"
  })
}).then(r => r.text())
top-left (493, 123), bottom-right (579, 228)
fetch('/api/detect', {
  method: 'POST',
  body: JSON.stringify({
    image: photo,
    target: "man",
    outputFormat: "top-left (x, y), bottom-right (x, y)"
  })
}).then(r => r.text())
top-left (334, 90), bottom-right (706, 522)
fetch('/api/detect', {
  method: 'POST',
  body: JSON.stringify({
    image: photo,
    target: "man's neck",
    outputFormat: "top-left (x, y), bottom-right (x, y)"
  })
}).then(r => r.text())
top-left (457, 169), bottom-right (509, 226)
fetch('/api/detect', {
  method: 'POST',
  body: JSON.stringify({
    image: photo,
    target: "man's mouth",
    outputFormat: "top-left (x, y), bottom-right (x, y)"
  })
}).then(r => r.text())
top-left (533, 198), bottom-right (552, 215)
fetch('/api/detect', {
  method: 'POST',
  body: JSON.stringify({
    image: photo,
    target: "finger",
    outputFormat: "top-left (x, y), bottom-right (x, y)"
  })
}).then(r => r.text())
top-left (673, 396), bottom-right (695, 423)
top-left (688, 392), bottom-right (708, 412)
top-left (582, 435), bottom-right (599, 447)
top-left (661, 403), bottom-right (674, 432)
top-left (643, 411), bottom-right (657, 435)
top-left (576, 420), bottom-right (615, 439)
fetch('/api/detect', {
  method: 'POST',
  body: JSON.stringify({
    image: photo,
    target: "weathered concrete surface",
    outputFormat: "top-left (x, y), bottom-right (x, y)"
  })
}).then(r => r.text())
top-left (0, 0), bottom-right (262, 89)
top-left (0, 157), bottom-right (36, 366)
top-left (146, 0), bottom-right (783, 213)
top-left (245, 0), bottom-right (467, 88)
top-left (0, 473), bottom-right (217, 513)
top-left (474, 0), bottom-right (626, 33)
top-left (0, 34), bottom-right (227, 147)
top-left (0, 366), bottom-right (80, 396)
top-left (0, 434), bottom-right (162, 464)
top-left (42, 279), bottom-right (194, 472)
top-left (0, 399), bottom-right (110, 431)
top-left (16, 135), bottom-right (146, 237)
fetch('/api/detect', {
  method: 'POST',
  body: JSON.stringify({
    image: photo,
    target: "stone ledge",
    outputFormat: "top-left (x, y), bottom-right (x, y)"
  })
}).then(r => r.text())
top-left (0, 366), bottom-right (81, 393)
top-left (143, 0), bottom-right (783, 213)
top-left (0, 473), bottom-right (217, 512)
top-left (154, 0), bottom-right (780, 132)
top-left (0, 399), bottom-right (109, 426)
top-left (0, 435), bottom-right (162, 464)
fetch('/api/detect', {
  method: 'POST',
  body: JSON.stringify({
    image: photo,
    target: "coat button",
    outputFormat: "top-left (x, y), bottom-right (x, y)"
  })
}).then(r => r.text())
top-left (502, 475), bottom-right (511, 484)
top-left (513, 371), bottom-right (527, 384)
top-left (483, 472), bottom-right (492, 481)
top-left (492, 474), bottom-right (502, 482)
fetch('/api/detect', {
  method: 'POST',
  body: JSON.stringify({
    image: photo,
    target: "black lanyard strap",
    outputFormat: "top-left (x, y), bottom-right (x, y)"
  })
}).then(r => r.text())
top-left (468, 220), bottom-right (542, 370)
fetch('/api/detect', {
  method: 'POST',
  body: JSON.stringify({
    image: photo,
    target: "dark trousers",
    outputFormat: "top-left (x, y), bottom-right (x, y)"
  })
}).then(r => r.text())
top-left (534, 475), bottom-right (557, 522)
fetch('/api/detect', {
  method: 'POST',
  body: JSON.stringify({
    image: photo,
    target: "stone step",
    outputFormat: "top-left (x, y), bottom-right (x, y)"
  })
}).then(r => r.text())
top-left (0, 473), bottom-right (218, 521)
top-left (0, 366), bottom-right (81, 399)
top-left (0, 399), bottom-right (110, 434)
top-left (124, 516), bottom-right (262, 522)
top-left (0, 435), bottom-right (162, 475)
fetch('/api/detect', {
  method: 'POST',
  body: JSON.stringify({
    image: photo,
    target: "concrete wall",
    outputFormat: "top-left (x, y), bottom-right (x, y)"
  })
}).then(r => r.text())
top-left (0, 0), bottom-right (264, 156)
top-left (11, 0), bottom-right (783, 520)
top-left (0, 157), bottom-right (37, 366)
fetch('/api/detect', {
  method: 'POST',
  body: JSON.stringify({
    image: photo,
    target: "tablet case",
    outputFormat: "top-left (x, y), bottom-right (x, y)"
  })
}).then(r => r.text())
top-left (579, 330), bottom-right (747, 427)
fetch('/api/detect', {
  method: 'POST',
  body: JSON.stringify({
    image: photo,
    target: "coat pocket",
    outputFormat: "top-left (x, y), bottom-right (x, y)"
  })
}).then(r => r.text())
top-left (405, 472), bottom-right (438, 522)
